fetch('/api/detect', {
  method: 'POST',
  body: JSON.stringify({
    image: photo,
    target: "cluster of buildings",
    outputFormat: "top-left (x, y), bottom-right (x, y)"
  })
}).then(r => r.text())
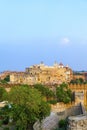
top-left (9, 62), bottom-right (73, 85)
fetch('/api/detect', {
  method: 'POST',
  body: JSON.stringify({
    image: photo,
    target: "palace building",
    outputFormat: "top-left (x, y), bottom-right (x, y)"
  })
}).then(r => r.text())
top-left (10, 62), bottom-right (73, 85)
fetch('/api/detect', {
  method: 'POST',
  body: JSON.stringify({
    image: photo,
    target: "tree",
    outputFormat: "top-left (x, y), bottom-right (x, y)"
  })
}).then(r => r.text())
top-left (56, 83), bottom-right (72, 104)
top-left (0, 86), bottom-right (8, 101)
top-left (34, 84), bottom-right (55, 101)
top-left (7, 85), bottom-right (51, 129)
top-left (4, 75), bottom-right (10, 82)
top-left (70, 78), bottom-right (84, 84)
top-left (0, 105), bottom-right (10, 125)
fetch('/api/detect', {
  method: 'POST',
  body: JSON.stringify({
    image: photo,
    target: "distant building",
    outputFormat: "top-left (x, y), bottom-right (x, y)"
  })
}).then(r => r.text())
top-left (83, 73), bottom-right (87, 81)
top-left (10, 62), bottom-right (73, 85)
top-left (73, 71), bottom-right (87, 81)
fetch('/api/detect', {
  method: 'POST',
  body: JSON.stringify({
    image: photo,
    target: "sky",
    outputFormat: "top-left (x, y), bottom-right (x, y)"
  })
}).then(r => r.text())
top-left (0, 0), bottom-right (87, 71)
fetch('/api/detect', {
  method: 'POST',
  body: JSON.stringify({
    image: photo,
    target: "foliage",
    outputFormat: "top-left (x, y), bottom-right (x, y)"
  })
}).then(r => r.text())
top-left (58, 119), bottom-right (67, 128)
top-left (3, 127), bottom-right (9, 130)
top-left (0, 105), bottom-right (12, 124)
top-left (70, 78), bottom-right (85, 84)
top-left (56, 83), bottom-right (72, 104)
top-left (0, 120), bottom-right (3, 126)
top-left (34, 84), bottom-right (55, 100)
top-left (48, 100), bottom-right (57, 104)
top-left (0, 86), bottom-right (8, 101)
top-left (0, 75), bottom-right (10, 84)
top-left (0, 80), bottom-right (8, 84)
top-left (7, 85), bottom-right (51, 129)
top-left (4, 75), bottom-right (10, 82)
top-left (36, 100), bottom-right (51, 122)
top-left (54, 119), bottom-right (67, 130)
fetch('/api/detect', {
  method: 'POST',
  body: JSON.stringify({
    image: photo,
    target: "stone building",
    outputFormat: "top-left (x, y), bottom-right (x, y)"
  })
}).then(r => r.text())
top-left (73, 71), bottom-right (87, 81)
top-left (10, 62), bottom-right (73, 85)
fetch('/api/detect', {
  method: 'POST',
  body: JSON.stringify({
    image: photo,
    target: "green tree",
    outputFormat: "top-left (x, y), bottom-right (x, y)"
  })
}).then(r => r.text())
top-left (56, 83), bottom-right (72, 104)
top-left (0, 86), bottom-right (8, 101)
top-left (4, 75), bottom-right (10, 82)
top-left (70, 78), bottom-right (84, 84)
top-left (34, 84), bottom-right (55, 101)
top-left (7, 85), bottom-right (51, 129)
top-left (0, 105), bottom-right (10, 125)
top-left (0, 75), bottom-right (10, 84)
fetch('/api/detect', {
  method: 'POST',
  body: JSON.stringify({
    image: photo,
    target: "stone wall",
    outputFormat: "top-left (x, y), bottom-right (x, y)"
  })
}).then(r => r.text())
top-left (33, 103), bottom-right (83, 130)
top-left (33, 112), bottom-right (59, 130)
top-left (67, 114), bottom-right (87, 130)
top-left (51, 102), bottom-right (83, 116)
top-left (69, 84), bottom-right (87, 108)
top-left (57, 104), bottom-right (83, 120)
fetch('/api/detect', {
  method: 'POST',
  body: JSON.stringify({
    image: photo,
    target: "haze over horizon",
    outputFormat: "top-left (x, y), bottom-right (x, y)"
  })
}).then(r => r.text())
top-left (0, 0), bottom-right (87, 71)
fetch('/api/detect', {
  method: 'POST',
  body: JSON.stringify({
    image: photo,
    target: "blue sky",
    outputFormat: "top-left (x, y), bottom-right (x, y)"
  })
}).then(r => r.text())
top-left (0, 0), bottom-right (87, 71)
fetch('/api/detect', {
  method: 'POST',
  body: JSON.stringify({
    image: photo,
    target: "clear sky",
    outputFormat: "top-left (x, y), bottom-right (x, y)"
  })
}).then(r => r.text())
top-left (0, 0), bottom-right (87, 71)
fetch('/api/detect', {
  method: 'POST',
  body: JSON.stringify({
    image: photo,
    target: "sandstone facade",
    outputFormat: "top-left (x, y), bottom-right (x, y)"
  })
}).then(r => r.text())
top-left (10, 62), bottom-right (73, 85)
top-left (67, 115), bottom-right (87, 130)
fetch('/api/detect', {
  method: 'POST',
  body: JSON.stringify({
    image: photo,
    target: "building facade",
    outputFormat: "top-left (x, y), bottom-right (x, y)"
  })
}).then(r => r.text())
top-left (10, 62), bottom-right (73, 85)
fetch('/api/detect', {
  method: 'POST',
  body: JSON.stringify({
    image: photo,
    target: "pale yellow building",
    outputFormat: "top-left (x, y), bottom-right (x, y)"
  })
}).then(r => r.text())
top-left (10, 62), bottom-right (73, 85)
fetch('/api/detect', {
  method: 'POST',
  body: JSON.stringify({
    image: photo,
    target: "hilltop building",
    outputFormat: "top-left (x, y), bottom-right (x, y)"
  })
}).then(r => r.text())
top-left (10, 62), bottom-right (73, 85)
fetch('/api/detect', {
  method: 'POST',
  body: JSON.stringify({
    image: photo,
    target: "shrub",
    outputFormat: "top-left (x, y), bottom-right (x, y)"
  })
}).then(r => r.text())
top-left (0, 120), bottom-right (3, 126)
top-left (2, 116), bottom-right (9, 125)
top-left (3, 127), bottom-right (9, 130)
top-left (58, 119), bottom-right (67, 128)
top-left (48, 100), bottom-right (57, 104)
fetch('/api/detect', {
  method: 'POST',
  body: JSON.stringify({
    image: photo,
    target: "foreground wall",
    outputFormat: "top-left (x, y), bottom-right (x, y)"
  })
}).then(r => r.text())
top-left (69, 84), bottom-right (87, 108)
top-left (33, 113), bottom-right (59, 130)
top-left (33, 103), bottom-right (83, 130)
top-left (67, 115), bottom-right (87, 130)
